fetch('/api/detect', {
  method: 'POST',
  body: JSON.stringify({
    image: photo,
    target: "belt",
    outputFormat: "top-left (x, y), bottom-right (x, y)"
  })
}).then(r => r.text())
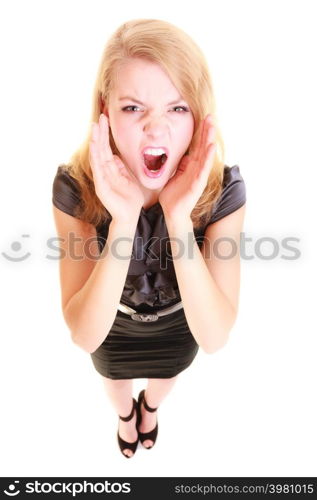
top-left (117, 301), bottom-right (183, 322)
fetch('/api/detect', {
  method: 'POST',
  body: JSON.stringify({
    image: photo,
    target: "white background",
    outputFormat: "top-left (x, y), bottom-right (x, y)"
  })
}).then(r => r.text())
top-left (0, 0), bottom-right (316, 477)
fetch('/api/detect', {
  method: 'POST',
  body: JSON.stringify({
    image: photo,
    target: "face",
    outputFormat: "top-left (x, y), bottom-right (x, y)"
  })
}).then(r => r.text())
top-left (104, 58), bottom-right (195, 197)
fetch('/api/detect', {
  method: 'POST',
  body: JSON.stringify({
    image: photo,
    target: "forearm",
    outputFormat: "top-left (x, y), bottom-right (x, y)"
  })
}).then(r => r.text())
top-left (165, 216), bottom-right (237, 354)
top-left (64, 219), bottom-right (137, 354)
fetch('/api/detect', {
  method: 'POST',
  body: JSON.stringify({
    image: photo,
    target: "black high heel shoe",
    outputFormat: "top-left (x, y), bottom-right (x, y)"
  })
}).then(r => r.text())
top-left (117, 398), bottom-right (139, 458)
top-left (137, 389), bottom-right (158, 449)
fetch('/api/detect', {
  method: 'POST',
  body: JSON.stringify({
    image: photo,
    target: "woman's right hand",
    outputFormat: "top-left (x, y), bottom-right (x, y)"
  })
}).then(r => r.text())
top-left (89, 113), bottom-right (144, 223)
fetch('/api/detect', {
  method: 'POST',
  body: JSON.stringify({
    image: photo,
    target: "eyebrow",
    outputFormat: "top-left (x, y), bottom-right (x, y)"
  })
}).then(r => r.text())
top-left (118, 96), bottom-right (185, 106)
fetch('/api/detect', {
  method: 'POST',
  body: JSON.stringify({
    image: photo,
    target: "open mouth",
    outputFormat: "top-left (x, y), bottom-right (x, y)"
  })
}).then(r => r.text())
top-left (143, 152), bottom-right (168, 172)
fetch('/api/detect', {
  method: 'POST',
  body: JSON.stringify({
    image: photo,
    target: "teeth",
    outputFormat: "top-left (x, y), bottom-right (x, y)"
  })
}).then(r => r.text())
top-left (143, 148), bottom-right (166, 156)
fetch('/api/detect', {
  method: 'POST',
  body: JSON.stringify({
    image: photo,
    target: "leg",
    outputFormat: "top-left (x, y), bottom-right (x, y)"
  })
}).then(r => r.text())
top-left (139, 375), bottom-right (178, 448)
top-left (102, 376), bottom-right (137, 458)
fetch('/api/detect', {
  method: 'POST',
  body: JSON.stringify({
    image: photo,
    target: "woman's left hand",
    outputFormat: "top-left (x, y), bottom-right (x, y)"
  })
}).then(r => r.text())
top-left (159, 114), bottom-right (216, 222)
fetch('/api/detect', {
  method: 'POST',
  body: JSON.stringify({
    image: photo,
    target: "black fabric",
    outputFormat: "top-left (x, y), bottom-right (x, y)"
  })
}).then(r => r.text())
top-left (52, 163), bottom-right (246, 379)
top-left (207, 165), bottom-right (247, 224)
top-left (90, 308), bottom-right (199, 379)
top-left (52, 166), bottom-right (82, 218)
top-left (52, 164), bottom-right (246, 312)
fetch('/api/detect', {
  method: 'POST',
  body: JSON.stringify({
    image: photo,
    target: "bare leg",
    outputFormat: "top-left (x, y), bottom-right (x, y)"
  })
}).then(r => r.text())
top-left (102, 377), bottom-right (137, 458)
top-left (139, 375), bottom-right (178, 448)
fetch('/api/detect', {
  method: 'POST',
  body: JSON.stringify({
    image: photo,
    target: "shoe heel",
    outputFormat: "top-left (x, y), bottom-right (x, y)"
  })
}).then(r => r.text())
top-left (137, 389), bottom-right (159, 449)
top-left (117, 398), bottom-right (139, 458)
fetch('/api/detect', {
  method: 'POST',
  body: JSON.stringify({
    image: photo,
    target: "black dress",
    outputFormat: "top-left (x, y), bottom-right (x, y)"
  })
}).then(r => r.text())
top-left (52, 164), bottom-right (246, 379)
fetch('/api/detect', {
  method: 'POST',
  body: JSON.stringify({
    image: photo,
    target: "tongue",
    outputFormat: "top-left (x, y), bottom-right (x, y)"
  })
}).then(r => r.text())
top-left (144, 154), bottom-right (162, 171)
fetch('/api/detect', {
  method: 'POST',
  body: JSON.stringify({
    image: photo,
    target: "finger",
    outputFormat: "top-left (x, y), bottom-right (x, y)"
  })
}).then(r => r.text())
top-left (113, 155), bottom-right (130, 177)
top-left (97, 114), bottom-right (118, 177)
top-left (193, 115), bottom-right (211, 163)
top-left (199, 143), bottom-right (216, 182)
top-left (191, 118), bottom-right (204, 161)
top-left (113, 156), bottom-right (124, 170)
top-left (97, 114), bottom-right (117, 178)
top-left (89, 138), bottom-right (108, 189)
top-left (90, 121), bottom-right (112, 180)
top-left (89, 123), bottom-right (100, 168)
top-left (99, 114), bottom-right (115, 165)
top-left (90, 121), bottom-right (102, 169)
top-left (107, 155), bottom-right (135, 187)
top-left (198, 115), bottom-right (213, 165)
top-left (202, 122), bottom-right (215, 165)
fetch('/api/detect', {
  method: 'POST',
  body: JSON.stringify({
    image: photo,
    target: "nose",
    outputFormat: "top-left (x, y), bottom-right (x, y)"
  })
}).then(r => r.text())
top-left (143, 114), bottom-right (169, 138)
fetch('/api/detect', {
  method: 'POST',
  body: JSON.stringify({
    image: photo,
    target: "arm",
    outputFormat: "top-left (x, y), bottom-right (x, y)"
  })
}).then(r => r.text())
top-left (164, 203), bottom-right (246, 354)
top-left (57, 114), bottom-right (145, 354)
top-left (64, 218), bottom-right (138, 354)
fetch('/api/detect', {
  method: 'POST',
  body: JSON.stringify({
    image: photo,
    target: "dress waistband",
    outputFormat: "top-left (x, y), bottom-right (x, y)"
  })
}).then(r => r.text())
top-left (117, 301), bottom-right (183, 322)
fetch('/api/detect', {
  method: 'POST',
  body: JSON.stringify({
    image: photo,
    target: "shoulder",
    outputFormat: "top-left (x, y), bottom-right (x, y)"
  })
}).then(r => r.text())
top-left (52, 164), bottom-right (82, 217)
top-left (53, 164), bottom-right (81, 194)
top-left (208, 164), bottom-right (246, 225)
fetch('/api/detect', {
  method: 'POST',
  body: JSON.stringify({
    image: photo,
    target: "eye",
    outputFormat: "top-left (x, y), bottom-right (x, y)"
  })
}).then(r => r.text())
top-left (122, 105), bottom-right (190, 113)
top-left (172, 106), bottom-right (189, 113)
top-left (122, 105), bottom-right (141, 112)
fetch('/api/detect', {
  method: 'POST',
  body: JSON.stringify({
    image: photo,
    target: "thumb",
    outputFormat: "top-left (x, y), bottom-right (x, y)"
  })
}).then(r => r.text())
top-left (113, 154), bottom-right (125, 170)
top-left (113, 155), bottom-right (135, 182)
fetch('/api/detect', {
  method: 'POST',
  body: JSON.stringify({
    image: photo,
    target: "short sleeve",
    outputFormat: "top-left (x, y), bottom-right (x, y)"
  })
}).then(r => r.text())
top-left (208, 165), bottom-right (246, 224)
top-left (52, 165), bottom-right (82, 217)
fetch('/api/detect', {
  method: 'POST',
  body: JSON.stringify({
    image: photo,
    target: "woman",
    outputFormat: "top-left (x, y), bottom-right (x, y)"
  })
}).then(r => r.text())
top-left (52, 18), bottom-right (246, 458)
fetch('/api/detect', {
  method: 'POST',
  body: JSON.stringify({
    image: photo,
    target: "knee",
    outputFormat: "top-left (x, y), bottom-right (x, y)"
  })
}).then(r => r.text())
top-left (147, 375), bottom-right (178, 385)
top-left (102, 376), bottom-right (131, 390)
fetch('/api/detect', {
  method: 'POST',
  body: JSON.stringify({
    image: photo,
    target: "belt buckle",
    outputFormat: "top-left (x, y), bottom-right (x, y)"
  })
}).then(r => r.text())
top-left (131, 313), bottom-right (159, 322)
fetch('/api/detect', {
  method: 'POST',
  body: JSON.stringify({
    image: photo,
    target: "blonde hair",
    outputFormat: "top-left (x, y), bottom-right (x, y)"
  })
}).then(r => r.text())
top-left (64, 18), bottom-right (225, 229)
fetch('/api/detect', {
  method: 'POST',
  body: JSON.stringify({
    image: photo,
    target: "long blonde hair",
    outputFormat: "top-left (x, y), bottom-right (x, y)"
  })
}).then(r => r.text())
top-left (64, 18), bottom-right (225, 229)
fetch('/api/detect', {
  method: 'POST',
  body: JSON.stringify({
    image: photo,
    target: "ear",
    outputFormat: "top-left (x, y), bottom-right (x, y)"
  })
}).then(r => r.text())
top-left (98, 93), bottom-right (109, 118)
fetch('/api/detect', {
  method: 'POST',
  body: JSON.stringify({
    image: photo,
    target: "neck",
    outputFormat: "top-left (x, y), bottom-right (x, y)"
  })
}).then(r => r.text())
top-left (140, 187), bottom-right (162, 211)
